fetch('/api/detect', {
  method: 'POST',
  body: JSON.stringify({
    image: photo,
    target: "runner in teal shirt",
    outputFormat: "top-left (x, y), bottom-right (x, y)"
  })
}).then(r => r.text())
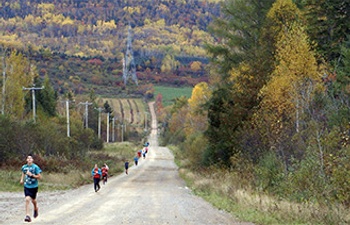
top-left (22, 163), bottom-right (42, 188)
top-left (20, 154), bottom-right (42, 222)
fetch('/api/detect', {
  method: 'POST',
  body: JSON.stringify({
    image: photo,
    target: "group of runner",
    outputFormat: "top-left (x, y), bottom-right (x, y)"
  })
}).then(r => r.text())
top-left (19, 141), bottom-right (150, 223)
top-left (91, 163), bottom-right (109, 192)
top-left (126, 141), bottom-right (150, 174)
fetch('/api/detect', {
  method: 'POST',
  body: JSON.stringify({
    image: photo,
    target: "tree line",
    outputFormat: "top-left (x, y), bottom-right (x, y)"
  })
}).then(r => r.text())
top-left (0, 50), bottom-right (145, 166)
top-left (161, 0), bottom-right (350, 208)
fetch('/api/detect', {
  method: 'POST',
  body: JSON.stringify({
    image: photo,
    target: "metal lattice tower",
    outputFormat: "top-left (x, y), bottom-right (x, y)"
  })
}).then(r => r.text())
top-left (123, 25), bottom-right (138, 86)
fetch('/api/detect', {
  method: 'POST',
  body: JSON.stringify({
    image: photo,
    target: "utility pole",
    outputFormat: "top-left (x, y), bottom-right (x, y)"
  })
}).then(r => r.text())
top-left (23, 85), bottom-right (44, 122)
top-left (144, 112), bottom-right (148, 131)
top-left (95, 107), bottom-right (104, 139)
top-left (112, 117), bottom-right (115, 142)
top-left (121, 124), bottom-right (124, 142)
top-left (1, 56), bottom-right (6, 115)
top-left (63, 99), bottom-right (75, 137)
top-left (66, 100), bottom-right (70, 137)
top-left (79, 101), bottom-right (92, 128)
top-left (106, 112), bottom-right (110, 143)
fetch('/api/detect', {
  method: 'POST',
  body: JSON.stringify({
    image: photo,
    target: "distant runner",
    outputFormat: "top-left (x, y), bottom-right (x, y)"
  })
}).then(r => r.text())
top-left (101, 164), bottom-right (109, 185)
top-left (91, 164), bottom-right (102, 192)
top-left (137, 150), bottom-right (142, 158)
top-left (134, 155), bottom-right (139, 166)
top-left (142, 149), bottom-right (146, 159)
top-left (124, 159), bottom-right (129, 175)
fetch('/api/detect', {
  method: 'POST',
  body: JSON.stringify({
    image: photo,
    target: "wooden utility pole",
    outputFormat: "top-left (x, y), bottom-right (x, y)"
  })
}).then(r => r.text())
top-left (95, 107), bottom-right (104, 139)
top-left (106, 112), bottom-right (110, 143)
top-left (23, 85), bottom-right (44, 122)
top-left (79, 101), bottom-right (92, 128)
top-left (1, 57), bottom-right (6, 115)
top-left (64, 100), bottom-right (75, 137)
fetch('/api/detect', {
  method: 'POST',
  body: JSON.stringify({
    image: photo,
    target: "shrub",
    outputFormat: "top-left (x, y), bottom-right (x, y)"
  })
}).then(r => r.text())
top-left (183, 132), bottom-right (208, 168)
top-left (254, 151), bottom-right (285, 194)
top-left (90, 136), bottom-right (104, 150)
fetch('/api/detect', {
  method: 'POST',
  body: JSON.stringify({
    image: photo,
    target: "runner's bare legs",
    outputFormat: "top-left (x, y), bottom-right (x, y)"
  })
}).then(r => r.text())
top-left (25, 196), bottom-right (38, 216)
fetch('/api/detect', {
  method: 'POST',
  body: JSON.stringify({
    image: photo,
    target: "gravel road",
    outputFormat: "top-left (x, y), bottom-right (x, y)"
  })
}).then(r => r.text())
top-left (0, 102), bottom-right (254, 225)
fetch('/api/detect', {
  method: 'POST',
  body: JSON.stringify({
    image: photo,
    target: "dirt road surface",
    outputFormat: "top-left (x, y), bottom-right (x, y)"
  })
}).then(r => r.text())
top-left (1, 102), bottom-right (253, 225)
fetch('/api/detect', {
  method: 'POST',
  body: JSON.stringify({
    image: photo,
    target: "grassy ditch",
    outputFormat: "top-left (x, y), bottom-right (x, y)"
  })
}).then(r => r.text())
top-left (170, 145), bottom-right (350, 225)
top-left (1, 142), bottom-right (138, 192)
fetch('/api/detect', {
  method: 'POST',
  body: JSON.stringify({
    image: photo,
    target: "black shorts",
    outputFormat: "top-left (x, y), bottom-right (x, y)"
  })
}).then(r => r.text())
top-left (24, 187), bottom-right (38, 199)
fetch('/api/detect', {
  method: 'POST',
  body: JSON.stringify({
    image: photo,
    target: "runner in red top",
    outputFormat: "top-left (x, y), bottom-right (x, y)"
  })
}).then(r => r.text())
top-left (137, 150), bottom-right (141, 158)
top-left (101, 163), bottom-right (109, 185)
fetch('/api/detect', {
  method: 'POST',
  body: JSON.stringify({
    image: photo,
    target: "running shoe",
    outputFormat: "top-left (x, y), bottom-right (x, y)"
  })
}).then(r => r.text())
top-left (24, 215), bottom-right (31, 222)
top-left (34, 208), bottom-right (38, 218)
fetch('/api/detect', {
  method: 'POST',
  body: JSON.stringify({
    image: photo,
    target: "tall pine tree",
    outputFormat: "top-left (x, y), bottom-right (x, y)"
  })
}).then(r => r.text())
top-left (302, 0), bottom-right (350, 62)
top-left (204, 0), bottom-right (275, 166)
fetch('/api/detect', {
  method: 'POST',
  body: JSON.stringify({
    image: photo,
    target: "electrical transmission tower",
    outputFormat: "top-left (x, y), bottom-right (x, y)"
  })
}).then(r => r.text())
top-left (123, 25), bottom-right (138, 86)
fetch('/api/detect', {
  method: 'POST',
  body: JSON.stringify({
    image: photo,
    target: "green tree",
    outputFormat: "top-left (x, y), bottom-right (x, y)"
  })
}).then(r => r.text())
top-left (301, 0), bottom-right (350, 62)
top-left (326, 38), bottom-right (350, 103)
top-left (204, 0), bottom-right (275, 166)
top-left (103, 101), bottom-right (113, 114)
top-left (205, 0), bottom-right (275, 77)
top-left (36, 75), bottom-right (57, 117)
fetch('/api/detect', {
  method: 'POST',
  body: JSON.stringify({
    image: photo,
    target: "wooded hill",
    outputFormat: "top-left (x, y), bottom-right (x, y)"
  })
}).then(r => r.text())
top-left (0, 0), bottom-right (221, 96)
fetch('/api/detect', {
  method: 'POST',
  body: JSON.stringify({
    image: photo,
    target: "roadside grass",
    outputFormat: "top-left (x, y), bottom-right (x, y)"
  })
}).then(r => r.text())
top-left (1, 142), bottom-right (138, 192)
top-left (154, 85), bottom-right (193, 106)
top-left (170, 145), bottom-right (350, 225)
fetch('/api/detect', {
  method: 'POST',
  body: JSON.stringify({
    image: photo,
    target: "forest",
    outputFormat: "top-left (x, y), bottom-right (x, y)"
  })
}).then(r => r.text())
top-left (0, 0), bottom-right (220, 95)
top-left (159, 0), bottom-right (350, 224)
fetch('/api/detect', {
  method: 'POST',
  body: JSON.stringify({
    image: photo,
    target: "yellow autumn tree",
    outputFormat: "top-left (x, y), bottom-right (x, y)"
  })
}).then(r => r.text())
top-left (161, 54), bottom-right (180, 73)
top-left (190, 61), bottom-right (202, 72)
top-left (168, 96), bottom-right (189, 136)
top-left (184, 82), bottom-right (211, 136)
top-left (3, 51), bottom-right (35, 119)
top-left (257, 0), bottom-right (321, 147)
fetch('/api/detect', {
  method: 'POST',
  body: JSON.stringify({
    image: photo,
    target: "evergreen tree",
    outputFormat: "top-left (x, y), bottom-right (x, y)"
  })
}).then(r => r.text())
top-left (203, 0), bottom-right (275, 166)
top-left (103, 101), bottom-right (113, 114)
top-left (37, 75), bottom-right (57, 117)
top-left (325, 37), bottom-right (350, 128)
top-left (302, 0), bottom-right (350, 62)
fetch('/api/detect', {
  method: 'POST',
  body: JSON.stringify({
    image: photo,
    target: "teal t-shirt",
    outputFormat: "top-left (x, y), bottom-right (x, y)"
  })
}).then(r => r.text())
top-left (21, 163), bottom-right (42, 188)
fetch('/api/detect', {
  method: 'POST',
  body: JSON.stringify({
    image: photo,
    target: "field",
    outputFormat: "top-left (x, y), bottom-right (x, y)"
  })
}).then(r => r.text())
top-left (154, 86), bottom-right (193, 106)
top-left (101, 98), bottom-right (147, 126)
top-left (98, 86), bottom-right (193, 121)
top-left (90, 86), bottom-right (193, 141)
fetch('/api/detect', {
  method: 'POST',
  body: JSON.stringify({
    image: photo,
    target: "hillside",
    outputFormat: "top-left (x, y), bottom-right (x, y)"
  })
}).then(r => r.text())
top-left (0, 0), bottom-right (222, 96)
